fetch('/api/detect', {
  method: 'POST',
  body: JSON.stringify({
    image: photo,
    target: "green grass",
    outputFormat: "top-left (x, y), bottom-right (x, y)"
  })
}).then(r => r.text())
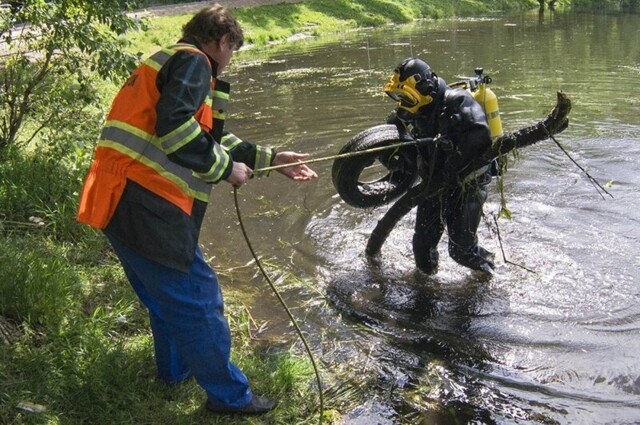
top-left (127, 0), bottom-right (541, 58)
top-left (126, 14), bottom-right (189, 56)
top-left (232, 0), bottom-right (542, 45)
top-left (0, 146), bottom-right (325, 421)
top-left (0, 238), bottom-right (323, 424)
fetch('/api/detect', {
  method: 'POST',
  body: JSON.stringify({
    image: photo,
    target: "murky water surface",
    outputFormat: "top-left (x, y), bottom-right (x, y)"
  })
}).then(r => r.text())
top-left (201, 11), bottom-right (640, 424)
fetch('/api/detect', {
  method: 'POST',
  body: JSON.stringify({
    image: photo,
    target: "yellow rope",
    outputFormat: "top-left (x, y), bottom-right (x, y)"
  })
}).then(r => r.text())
top-left (254, 140), bottom-right (417, 173)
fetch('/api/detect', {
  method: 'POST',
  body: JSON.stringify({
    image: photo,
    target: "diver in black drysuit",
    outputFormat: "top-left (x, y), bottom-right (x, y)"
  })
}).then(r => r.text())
top-left (384, 57), bottom-right (496, 274)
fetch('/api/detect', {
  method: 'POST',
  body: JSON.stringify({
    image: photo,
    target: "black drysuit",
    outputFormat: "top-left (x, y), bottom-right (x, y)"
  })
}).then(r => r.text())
top-left (388, 78), bottom-right (495, 273)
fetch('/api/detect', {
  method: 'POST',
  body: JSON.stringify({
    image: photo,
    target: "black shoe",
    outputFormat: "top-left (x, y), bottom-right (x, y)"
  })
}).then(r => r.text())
top-left (450, 245), bottom-right (495, 272)
top-left (206, 395), bottom-right (277, 415)
top-left (477, 246), bottom-right (496, 263)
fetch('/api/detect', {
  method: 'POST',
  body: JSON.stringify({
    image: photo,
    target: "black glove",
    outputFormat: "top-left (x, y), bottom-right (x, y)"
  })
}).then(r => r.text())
top-left (414, 136), bottom-right (451, 150)
top-left (434, 135), bottom-right (453, 151)
top-left (414, 137), bottom-right (434, 147)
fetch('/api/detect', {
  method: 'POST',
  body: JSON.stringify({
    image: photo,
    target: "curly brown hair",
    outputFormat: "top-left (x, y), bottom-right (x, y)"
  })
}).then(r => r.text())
top-left (182, 3), bottom-right (244, 49)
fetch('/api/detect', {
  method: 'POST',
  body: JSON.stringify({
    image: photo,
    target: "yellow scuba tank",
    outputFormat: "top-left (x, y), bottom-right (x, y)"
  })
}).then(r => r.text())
top-left (471, 68), bottom-right (503, 139)
top-left (453, 68), bottom-right (504, 139)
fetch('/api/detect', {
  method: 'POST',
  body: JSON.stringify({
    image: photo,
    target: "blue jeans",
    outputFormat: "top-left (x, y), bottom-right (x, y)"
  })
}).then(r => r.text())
top-left (105, 233), bottom-right (252, 407)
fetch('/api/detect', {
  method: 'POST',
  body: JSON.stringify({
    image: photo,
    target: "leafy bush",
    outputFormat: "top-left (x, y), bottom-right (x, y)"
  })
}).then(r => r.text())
top-left (0, 0), bottom-right (139, 151)
top-left (571, 0), bottom-right (637, 11)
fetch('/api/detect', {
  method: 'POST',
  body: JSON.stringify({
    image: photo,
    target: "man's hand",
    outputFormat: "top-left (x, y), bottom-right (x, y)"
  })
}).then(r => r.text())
top-left (225, 161), bottom-right (253, 187)
top-left (273, 151), bottom-right (318, 181)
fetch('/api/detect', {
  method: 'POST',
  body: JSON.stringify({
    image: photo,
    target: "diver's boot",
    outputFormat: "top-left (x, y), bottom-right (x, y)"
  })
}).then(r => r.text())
top-left (449, 243), bottom-right (495, 273)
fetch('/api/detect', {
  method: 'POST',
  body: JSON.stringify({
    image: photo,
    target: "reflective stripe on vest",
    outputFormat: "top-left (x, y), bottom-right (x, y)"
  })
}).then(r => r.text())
top-left (254, 145), bottom-right (272, 176)
top-left (220, 133), bottom-right (274, 177)
top-left (100, 121), bottom-right (212, 197)
top-left (220, 133), bottom-right (242, 150)
top-left (213, 89), bottom-right (229, 122)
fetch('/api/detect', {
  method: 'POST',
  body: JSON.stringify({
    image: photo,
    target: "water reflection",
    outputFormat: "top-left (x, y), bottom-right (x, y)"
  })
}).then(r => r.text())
top-left (202, 10), bottom-right (640, 424)
top-left (327, 263), bottom-right (495, 363)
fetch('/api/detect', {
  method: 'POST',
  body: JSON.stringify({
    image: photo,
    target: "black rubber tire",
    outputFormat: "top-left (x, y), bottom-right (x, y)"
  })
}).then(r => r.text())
top-left (331, 124), bottom-right (419, 209)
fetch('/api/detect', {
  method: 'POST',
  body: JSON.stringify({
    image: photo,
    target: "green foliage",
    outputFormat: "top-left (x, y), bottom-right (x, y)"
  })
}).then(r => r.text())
top-left (572, 0), bottom-right (639, 12)
top-left (0, 147), bottom-right (89, 243)
top-left (0, 0), bottom-right (141, 151)
top-left (0, 235), bottom-right (81, 328)
top-left (305, 0), bottom-right (413, 26)
top-left (1, 309), bottom-right (159, 425)
top-left (232, 0), bottom-right (541, 47)
top-left (1, 291), bottom-right (323, 424)
top-left (125, 14), bottom-right (187, 56)
top-left (241, 350), bottom-right (320, 422)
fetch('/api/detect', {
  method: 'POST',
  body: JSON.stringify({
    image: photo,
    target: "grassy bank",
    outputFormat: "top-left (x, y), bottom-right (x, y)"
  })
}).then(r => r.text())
top-left (1, 1), bottom-right (543, 424)
top-left (235, 0), bottom-right (540, 45)
top-left (130, 0), bottom-right (543, 55)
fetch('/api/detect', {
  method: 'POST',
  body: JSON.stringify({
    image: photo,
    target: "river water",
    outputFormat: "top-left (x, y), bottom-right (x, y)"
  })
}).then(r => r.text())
top-left (201, 10), bottom-right (640, 425)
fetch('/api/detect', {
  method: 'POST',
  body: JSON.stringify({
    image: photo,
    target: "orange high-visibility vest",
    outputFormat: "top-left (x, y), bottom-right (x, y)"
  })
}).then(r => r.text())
top-left (77, 43), bottom-right (230, 229)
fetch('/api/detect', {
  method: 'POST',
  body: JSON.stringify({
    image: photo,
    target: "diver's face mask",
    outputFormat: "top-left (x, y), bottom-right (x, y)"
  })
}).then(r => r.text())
top-left (384, 71), bottom-right (436, 114)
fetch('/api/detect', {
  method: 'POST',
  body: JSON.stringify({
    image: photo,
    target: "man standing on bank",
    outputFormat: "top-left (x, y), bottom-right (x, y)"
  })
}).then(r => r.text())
top-left (77, 3), bottom-right (317, 416)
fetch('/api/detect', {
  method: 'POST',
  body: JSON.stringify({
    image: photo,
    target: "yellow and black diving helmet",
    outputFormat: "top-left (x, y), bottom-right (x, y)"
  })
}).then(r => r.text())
top-left (384, 57), bottom-right (439, 115)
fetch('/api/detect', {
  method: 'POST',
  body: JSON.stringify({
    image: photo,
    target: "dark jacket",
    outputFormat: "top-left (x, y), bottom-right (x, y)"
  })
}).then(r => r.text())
top-left (104, 38), bottom-right (274, 272)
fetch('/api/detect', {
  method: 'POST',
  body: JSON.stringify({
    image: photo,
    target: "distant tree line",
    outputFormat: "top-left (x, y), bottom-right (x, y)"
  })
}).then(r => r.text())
top-left (571, 0), bottom-right (639, 11)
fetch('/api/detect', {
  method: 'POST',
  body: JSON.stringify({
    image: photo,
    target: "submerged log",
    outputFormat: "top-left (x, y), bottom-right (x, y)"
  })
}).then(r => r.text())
top-left (340, 91), bottom-right (571, 256)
